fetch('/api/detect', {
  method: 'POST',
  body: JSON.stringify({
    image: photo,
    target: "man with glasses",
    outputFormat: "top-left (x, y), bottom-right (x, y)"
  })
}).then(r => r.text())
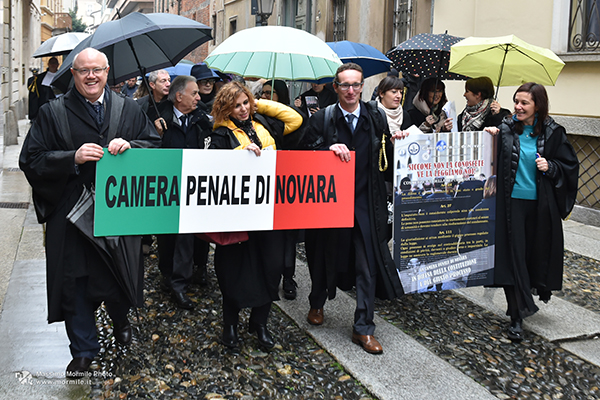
top-left (137, 69), bottom-right (171, 117)
top-left (19, 48), bottom-right (161, 377)
top-left (301, 63), bottom-right (399, 354)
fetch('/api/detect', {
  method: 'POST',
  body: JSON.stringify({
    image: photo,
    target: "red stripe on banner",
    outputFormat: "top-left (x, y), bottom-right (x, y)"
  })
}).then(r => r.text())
top-left (273, 151), bottom-right (355, 230)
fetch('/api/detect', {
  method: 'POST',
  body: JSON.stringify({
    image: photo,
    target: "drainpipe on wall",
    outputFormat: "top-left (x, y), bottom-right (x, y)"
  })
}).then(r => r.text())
top-left (430, 0), bottom-right (435, 33)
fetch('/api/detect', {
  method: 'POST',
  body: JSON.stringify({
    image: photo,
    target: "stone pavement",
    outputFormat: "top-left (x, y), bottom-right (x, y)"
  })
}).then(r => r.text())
top-left (0, 119), bottom-right (598, 399)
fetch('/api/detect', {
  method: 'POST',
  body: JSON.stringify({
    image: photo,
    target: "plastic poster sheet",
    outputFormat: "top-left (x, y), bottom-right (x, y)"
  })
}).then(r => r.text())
top-left (94, 149), bottom-right (355, 236)
top-left (393, 127), bottom-right (496, 294)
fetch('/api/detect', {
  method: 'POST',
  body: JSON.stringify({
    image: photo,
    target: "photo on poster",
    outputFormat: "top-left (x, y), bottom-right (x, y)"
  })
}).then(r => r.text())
top-left (393, 128), bottom-right (496, 294)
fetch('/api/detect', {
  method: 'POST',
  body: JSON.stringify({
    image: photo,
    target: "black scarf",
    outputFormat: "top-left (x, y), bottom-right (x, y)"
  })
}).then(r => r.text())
top-left (231, 116), bottom-right (262, 148)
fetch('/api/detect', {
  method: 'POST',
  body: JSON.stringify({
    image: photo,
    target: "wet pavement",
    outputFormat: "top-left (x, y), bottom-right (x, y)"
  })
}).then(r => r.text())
top-left (1, 120), bottom-right (599, 399)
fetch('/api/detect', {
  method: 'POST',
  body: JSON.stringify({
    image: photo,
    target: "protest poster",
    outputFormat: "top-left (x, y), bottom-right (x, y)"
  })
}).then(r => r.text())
top-left (94, 149), bottom-right (354, 236)
top-left (393, 128), bottom-right (496, 294)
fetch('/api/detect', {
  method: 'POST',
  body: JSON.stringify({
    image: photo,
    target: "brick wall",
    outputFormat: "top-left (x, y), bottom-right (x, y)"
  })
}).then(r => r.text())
top-left (179, 0), bottom-right (211, 63)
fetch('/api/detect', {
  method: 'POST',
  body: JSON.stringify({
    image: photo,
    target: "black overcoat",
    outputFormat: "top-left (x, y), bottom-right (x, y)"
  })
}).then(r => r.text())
top-left (19, 88), bottom-right (161, 322)
top-left (28, 71), bottom-right (57, 120)
top-left (494, 116), bottom-right (579, 316)
top-left (301, 101), bottom-right (403, 300)
top-left (157, 99), bottom-right (213, 149)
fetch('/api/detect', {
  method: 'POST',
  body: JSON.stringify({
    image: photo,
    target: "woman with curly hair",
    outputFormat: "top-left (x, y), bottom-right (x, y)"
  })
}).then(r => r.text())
top-left (208, 81), bottom-right (303, 350)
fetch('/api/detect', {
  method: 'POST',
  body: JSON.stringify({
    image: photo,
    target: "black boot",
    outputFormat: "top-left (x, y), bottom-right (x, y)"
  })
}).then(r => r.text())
top-left (221, 324), bottom-right (239, 348)
top-left (248, 322), bottom-right (274, 349)
top-left (193, 264), bottom-right (208, 287)
top-left (507, 318), bottom-right (523, 342)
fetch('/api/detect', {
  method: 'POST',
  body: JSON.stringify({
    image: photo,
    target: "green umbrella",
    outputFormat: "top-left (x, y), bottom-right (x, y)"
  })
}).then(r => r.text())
top-left (205, 26), bottom-right (342, 82)
top-left (448, 35), bottom-right (565, 98)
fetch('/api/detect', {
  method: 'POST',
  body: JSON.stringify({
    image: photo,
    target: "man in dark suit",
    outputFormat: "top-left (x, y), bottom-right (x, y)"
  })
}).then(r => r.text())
top-left (153, 75), bottom-right (213, 309)
top-left (19, 48), bottom-right (161, 377)
top-left (302, 63), bottom-right (402, 354)
top-left (28, 57), bottom-right (60, 121)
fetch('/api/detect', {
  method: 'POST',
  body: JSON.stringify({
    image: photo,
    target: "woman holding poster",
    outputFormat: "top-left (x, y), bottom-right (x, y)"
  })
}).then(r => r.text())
top-left (484, 83), bottom-right (579, 342)
top-left (208, 81), bottom-right (303, 350)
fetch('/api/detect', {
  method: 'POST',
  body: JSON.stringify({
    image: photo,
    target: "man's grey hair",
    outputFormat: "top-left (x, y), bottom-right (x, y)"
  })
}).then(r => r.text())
top-left (72, 48), bottom-right (109, 68)
top-left (168, 75), bottom-right (196, 103)
top-left (148, 69), bottom-right (168, 84)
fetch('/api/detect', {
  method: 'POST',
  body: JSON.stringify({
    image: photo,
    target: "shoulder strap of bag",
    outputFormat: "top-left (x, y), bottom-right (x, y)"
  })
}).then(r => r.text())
top-left (253, 112), bottom-right (283, 149)
top-left (47, 96), bottom-right (74, 149)
top-left (323, 104), bottom-right (337, 142)
top-left (106, 92), bottom-right (125, 142)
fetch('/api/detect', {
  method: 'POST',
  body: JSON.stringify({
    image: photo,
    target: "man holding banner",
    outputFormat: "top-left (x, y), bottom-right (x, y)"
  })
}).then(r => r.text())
top-left (19, 48), bottom-right (161, 377)
top-left (301, 63), bottom-right (403, 354)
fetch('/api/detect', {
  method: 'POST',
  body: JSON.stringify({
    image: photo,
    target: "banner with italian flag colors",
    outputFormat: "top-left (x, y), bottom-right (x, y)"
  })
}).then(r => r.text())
top-left (94, 149), bottom-right (355, 236)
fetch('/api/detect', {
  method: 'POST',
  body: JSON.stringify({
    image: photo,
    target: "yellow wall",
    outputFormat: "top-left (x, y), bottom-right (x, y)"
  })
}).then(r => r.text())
top-left (434, 0), bottom-right (600, 118)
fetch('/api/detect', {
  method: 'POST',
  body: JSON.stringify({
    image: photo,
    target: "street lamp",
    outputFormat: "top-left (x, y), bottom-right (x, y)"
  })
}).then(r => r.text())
top-left (254, 0), bottom-right (275, 26)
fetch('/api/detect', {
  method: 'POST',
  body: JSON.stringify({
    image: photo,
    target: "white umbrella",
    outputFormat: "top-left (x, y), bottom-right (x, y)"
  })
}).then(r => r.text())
top-left (205, 26), bottom-right (342, 81)
top-left (33, 32), bottom-right (90, 58)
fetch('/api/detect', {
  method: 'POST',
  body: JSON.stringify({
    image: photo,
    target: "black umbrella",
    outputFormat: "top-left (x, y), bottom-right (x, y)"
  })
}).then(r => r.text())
top-left (66, 186), bottom-right (142, 307)
top-left (51, 12), bottom-right (212, 118)
top-left (386, 32), bottom-right (467, 80)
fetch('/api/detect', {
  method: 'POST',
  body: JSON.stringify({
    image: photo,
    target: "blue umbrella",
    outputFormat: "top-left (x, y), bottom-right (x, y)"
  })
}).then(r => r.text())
top-left (299, 40), bottom-right (392, 84)
top-left (162, 60), bottom-right (194, 79)
top-left (327, 40), bottom-right (392, 78)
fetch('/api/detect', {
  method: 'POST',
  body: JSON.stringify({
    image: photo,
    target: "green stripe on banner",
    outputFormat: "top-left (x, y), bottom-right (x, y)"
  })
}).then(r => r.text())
top-left (94, 148), bottom-right (182, 236)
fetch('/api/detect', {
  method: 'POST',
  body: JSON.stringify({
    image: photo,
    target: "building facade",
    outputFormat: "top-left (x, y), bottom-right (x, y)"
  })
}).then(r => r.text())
top-left (2, 0), bottom-right (44, 147)
top-left (434, 0), bottom-right (600, 222)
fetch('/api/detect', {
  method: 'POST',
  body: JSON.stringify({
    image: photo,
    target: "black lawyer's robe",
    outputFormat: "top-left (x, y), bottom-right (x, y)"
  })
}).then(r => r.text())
top-left (301, 101), bottom-right (403, 301)
top-left (494, 116), bottom-right (579, 318)
top-left (19, 88), bottom-right (161, 323)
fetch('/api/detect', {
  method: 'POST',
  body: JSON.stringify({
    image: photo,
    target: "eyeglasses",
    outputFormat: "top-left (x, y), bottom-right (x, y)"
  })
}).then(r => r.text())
top-left (198, 79), bottom-right (216, 86)
top-left (335, 81), bottom-right (363, 91)
top-left (72, 67), bottom-right (108, 76)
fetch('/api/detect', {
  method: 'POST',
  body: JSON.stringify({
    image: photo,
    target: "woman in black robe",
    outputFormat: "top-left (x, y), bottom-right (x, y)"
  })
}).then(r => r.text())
top-left (484, 83), bottom-right (579, 342)
top-left (208, 81), bottom-right (303, 350)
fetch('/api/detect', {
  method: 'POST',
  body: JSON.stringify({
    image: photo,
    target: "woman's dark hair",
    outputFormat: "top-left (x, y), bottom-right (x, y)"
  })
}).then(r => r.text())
top-left (513, 82), bottom-right (548, 137)
top-left (263, 79), bottom-right (290, 105)
top-left (465, 76), bottom-right (494, 101)
top-left (377, 76), bottom-right (404, 99)
top-left (483, 175), bottom-right (497, 199)
top-left (418, 78), bottom-right (447, 115)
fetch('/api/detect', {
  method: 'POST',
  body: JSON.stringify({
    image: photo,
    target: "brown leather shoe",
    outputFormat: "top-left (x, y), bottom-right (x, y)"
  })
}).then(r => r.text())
top-left (352, 333), bottom-right (383, 354)
top-left (306, 308), bottom-right (324, 325)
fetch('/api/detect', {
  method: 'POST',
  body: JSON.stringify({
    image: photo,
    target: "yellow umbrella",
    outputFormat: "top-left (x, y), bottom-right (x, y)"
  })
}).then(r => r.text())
top-left (449, 35), bottom-right (565, 97)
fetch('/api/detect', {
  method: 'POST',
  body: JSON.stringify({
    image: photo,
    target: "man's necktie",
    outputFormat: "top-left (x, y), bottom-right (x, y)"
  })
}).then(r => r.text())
top-left (346, 113), bottom-right (356, 134)
top-left (92, 102), bottom-right (104, 127)
top-left (180, 114), bottom-right (188, 132)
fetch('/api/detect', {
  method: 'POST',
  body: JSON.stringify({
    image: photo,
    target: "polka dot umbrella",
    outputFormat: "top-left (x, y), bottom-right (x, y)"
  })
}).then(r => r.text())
top-left (386, 32), bottom-right (467, 80)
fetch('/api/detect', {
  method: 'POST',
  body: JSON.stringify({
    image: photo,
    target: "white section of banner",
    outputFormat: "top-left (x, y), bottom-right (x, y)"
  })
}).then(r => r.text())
top-left (178, 149), bottom-right (277, 233)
